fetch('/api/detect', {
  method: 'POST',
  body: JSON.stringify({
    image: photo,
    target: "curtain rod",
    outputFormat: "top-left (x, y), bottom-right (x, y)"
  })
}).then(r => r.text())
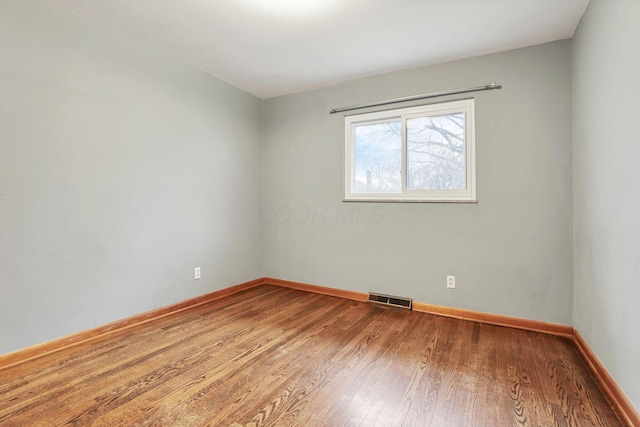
top-left (328, 82), bottom-right (502, 114)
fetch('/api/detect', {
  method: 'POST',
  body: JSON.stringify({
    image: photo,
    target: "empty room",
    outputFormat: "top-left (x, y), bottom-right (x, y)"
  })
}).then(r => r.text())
top-left (1, 0), bottom-right (638, 426)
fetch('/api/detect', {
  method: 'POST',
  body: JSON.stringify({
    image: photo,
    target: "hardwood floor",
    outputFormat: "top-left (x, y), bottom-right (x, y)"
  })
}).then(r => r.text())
top-left (0, 285), bottom-right (625, 426)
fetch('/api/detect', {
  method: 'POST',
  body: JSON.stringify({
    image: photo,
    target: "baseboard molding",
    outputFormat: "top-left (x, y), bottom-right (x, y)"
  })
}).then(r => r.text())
top-left (0, 277), bottom-right (265, 371)
top-left (573, 329), bottom-right (640, 426)
top-left (263, 277), bottom-right (368, 302)
top-left (412, 301), bottom-right (574, 338)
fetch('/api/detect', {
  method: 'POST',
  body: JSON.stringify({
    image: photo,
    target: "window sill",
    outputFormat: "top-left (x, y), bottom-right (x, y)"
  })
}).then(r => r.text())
top-left (342, 199), bottom-right (478, 204)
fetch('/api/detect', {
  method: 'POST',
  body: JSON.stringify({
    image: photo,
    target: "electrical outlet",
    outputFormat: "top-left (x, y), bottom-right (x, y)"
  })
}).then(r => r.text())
top-left (194, 267), bottom-right (201, 280)
top-left (447, 275), bottom-right (455, 289)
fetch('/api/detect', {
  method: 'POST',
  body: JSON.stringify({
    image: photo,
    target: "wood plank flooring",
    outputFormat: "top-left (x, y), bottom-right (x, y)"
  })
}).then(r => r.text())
top-left (0, 285), bottom-right (626, 426)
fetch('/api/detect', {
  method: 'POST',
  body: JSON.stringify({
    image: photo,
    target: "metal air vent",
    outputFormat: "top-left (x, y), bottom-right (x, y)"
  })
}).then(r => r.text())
top-left (367, 292), bottom-right (412, 310)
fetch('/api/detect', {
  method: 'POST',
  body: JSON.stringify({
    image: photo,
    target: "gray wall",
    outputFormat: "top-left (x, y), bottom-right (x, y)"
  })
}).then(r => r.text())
top-left (573, 0), bottom-right (640, 411)
top-left (263, 41), bottom-right (574, 324)
top-left (0, 1), bottom-right (263, 354)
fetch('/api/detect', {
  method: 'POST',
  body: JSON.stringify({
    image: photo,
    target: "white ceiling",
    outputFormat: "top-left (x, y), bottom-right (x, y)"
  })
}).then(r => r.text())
top-left (47, 0), bottom-right (590, 99)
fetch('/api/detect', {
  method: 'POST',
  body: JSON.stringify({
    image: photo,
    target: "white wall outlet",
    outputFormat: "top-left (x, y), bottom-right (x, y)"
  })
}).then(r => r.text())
top-left (447, 275), bottom-right (455, 289)
top-left (194, 267), bottom-right (201, 280)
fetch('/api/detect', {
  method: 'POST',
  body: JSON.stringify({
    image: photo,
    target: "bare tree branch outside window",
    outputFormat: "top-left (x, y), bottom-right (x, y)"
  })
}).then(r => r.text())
top-left (353, 113), bottom-right (465, 192)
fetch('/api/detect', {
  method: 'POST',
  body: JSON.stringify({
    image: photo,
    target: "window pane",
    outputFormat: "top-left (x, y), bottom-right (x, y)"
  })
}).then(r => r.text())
top-left (353, 121), bottom-right (401, 192)
top-left (406, 113), bottom-right (465, 190)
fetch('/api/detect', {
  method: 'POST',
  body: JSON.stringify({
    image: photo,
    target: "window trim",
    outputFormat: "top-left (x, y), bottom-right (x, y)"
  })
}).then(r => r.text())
top-left (344, 99), bottom-right (476, 203)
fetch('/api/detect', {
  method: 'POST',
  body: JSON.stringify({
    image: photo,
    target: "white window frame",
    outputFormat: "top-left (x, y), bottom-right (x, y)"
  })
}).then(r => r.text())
top-left (344, 99), bottom-right (476, 202)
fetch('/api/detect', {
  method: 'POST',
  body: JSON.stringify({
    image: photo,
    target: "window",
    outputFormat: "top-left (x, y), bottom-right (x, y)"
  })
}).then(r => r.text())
top-left (344, 99), bottom-right (476, 202)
